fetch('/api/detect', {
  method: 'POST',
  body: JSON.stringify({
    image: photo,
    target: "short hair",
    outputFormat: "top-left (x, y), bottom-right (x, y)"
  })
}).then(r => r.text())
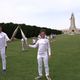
top-left (40, 29), bottom-right (46, 33)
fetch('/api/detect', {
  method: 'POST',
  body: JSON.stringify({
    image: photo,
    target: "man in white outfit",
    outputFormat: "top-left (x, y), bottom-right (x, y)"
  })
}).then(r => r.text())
top-left (29, 29), bottom-right (51, 80)
top-left (0, 26), bottom-right (10, 72)
top-left (21, 38), bottom-right (27, 51)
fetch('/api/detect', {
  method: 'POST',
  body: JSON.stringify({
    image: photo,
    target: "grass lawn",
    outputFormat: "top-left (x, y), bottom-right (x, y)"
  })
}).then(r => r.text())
top-left (0, 34), bottom-right (80, 80)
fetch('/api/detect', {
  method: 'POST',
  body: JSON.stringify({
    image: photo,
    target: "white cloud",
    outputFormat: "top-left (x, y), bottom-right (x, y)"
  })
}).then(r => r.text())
top-left (0, 0), bottom-right (80, 30)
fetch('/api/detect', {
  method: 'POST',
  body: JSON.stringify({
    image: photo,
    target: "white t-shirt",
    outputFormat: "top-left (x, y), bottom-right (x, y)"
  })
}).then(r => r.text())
top-left (21, 38), bottom-right (27, 42)
top-left (29, 38), bottom-right (51, 56)
top-left (21, 38), bottom-right (27, 45)
top-left (21, 38), bottom-right (24, 42)
top-left (0, 32), bottom-right (10, 48)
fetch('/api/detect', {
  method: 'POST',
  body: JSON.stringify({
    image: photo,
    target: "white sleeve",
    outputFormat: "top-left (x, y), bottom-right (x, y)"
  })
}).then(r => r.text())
top-left (47, 40), bottom-right (51, 56)
top-left (29, 40), bottom-right (39, 48)
top-left (4, 33), bottom-right (10, 41)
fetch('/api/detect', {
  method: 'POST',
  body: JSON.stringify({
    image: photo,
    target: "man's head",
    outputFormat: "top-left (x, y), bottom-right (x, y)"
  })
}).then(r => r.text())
top-left (0, 26), bottom-right (2, 33)
top-left (39, 29), bottom-right (46, 38)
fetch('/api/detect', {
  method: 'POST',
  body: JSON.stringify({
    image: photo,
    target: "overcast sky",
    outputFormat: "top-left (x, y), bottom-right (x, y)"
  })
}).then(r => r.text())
top-left (0, 0), bottom-right (80, 30)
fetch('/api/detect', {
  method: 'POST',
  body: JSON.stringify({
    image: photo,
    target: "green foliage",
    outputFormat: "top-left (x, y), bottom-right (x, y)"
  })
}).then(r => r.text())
top-left (0, 22), bottom-right (62, 39)
top-left (0, 35), bottom-right (80, 80)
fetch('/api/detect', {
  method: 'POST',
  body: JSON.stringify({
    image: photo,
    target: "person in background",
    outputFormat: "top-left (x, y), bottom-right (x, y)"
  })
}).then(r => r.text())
top-left (29, 29), bottom-right (51, 80)
top-left (21, 38), bottom-right (27, 51)
top-left (32, 37), bottom-right (36, 44)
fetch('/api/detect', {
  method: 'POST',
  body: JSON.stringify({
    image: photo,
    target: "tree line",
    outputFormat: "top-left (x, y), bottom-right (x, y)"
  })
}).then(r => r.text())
top-left (0, 22), bottom-right (62, 39)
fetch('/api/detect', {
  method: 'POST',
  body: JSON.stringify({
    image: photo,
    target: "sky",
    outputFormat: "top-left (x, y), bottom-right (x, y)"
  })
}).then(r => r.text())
top-left (0, 0), bottom-right (80, 30)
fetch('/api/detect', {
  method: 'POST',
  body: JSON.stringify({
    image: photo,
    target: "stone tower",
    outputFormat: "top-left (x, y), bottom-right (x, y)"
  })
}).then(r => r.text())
top-left (69, 13), bottom-right (78, 34)
top-left (62, 13), bottom-right (80, 34)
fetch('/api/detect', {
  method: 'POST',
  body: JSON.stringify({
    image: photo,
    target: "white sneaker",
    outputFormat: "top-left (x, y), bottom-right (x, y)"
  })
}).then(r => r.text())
top-left (46, 76), bottom-right (51, 80)
top-left (35, 76), bottom-right (42, 80)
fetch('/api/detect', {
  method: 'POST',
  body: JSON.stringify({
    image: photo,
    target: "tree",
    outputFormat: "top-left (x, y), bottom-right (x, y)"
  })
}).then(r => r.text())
top-left (0, 22), bottom-right (62, 39)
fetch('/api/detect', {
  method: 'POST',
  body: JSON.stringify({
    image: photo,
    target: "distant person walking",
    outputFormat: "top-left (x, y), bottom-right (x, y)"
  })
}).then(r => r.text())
top-left (29, 29), bottom-right (51, 80)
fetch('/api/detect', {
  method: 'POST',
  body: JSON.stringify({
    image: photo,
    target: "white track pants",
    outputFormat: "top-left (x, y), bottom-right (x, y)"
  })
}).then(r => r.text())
top-left (37, 54), bottom-right (49, 76)
top-left (0, 47), bottom-right (6, 70)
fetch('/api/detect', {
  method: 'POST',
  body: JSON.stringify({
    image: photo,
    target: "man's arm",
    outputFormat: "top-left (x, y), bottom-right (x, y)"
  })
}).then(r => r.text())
top-left (4, 33), bottom-right (10, 42)
top-left (29, 40), bottom-right (39, 48)
top-left (47, 40), bottom-right (51, 56)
